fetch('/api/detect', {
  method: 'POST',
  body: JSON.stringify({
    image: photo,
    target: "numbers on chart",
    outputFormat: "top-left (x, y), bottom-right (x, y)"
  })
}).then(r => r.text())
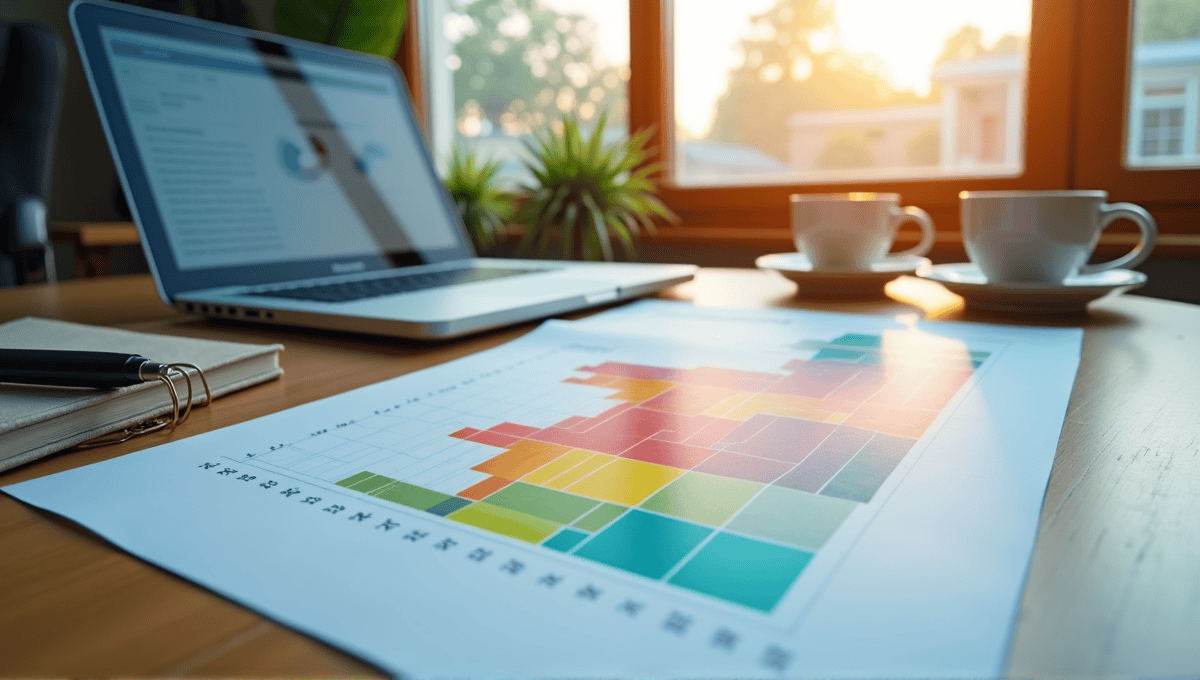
top-left (197, 459), bottom-right (794, 673)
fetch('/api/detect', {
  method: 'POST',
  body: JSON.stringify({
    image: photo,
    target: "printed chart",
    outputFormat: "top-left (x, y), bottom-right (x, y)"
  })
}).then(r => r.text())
top-left (6, 312), bottom-right (1082, 678)
top-left (252, 332), bottom-right (988, 614)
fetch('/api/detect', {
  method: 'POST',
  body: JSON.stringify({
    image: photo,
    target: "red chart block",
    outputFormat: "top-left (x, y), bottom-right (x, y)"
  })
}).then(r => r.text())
top-left (468, 429), bottom-right (522, 448)
top-left (621, 438), bottom-right (715, 470)
top-left (490, 422), bottom-right (542, 438)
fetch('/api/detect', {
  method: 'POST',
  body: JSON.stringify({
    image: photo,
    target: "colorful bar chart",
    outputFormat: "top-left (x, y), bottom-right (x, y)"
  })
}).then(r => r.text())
top-left (332, 333), bottom-right (986, 613)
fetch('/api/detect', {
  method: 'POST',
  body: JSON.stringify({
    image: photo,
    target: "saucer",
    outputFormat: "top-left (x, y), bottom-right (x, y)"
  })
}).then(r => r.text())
top-left (756, 253), bottom-right (931, 298)
top-left (918, 263), bottom-right (1148, 314)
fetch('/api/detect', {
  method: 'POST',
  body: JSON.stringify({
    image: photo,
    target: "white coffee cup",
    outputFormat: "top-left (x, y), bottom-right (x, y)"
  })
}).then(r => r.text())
top-left (960, 190), bottom-right (1157, 284)
top-left (790, 193), bottom-right (935, 270)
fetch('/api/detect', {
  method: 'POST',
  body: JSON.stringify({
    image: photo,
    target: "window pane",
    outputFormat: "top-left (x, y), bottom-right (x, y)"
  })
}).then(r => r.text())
top-left (672, 0), bottom-right (1031, 186)
top-left (1126, 0), bottom-right (1200, 168)
top-left (420, 0), bottom-right (629, 187)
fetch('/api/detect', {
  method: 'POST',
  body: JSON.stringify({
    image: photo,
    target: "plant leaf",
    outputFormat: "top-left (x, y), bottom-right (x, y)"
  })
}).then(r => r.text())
top-left (273, 0), bottom-right (407, 58)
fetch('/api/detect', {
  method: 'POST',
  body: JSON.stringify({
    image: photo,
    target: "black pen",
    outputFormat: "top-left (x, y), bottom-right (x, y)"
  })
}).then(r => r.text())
top-left (0, 349), bottom-right (172, 389)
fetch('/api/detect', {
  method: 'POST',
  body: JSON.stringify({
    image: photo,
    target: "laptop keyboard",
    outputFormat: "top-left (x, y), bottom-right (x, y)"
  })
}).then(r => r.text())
top-left (247, 266), bottom-right (544, 303)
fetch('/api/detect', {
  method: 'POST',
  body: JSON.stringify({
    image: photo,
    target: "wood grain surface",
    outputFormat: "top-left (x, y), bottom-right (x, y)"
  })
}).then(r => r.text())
top-left (1, 271), bottom-right (1196, 677)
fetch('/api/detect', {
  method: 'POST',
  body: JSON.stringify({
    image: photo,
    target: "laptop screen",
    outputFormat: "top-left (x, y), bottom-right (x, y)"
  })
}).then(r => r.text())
top-left (71, 1), bottom-right (475, 296)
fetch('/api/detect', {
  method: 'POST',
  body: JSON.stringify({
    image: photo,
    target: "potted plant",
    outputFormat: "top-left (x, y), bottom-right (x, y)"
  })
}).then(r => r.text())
top-left (443, 145), bottom-right (514, 254)
top-left (516, 115), bottom-right (676, 261)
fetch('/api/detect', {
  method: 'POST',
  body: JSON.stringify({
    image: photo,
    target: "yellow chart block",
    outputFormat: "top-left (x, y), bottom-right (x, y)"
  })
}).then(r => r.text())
top-left (521, 448), bottom-right (593, 485)
top-left (544, 453), bottom-right (615, 490)
top-left (567, 457), bottom-right (683, 506)
top-left (726, 392), bottom-right (833, 422)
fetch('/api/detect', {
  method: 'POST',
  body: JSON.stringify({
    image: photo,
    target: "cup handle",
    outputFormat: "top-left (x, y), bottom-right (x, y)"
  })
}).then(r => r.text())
top-left (1077, 203), bottom-right (1157, 275)
top-left (890, 205), bottom-right (936, 258)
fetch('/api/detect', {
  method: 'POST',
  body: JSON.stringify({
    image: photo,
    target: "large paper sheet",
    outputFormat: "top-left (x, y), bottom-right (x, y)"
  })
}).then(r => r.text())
top-left (5, 306), bottom-right (1082, 678)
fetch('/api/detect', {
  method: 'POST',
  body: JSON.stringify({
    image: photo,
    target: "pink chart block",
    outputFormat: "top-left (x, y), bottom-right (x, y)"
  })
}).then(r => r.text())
top-left (581, 362), bottom-right (680, 380)
top-left (774, 425), bottom-right (874, 493)
top-left (720, 415), bottom-right (837, 463)
top-left (529, 407), bottom-right (715, 456)
top-left (692, 451), bottom-right (794, 484)
top-left (718, 413), bottom-right (775, 445)
top-left (766, 363), bottom-right (861, 399)
top-left (683, 418), bottom-right (743, 448)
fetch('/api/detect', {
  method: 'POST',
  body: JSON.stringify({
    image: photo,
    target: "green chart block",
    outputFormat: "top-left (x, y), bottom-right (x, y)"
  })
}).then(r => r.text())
top-left (448, 502), bottom-right (561, 544)
top-left (640, 472), bottom-right (762, 526)
top-left (726, 485), bottom-right (857, 551)
top-left (573, 503), bottom-right (627, 531)
top-left (481, 482), bottom-right (599, 524)
top-left (543, 528), bottom-right (589, 552)
top-left (574, 510), bottom-right (711, 579)
top-left (669, 532), bottom-right (813, 612)
top-left (336, 471), bottom-right (375, 488)
top-left (347, 473), bottom-right (395, 494)
top-left (371, 480), bottom-right (452, 511)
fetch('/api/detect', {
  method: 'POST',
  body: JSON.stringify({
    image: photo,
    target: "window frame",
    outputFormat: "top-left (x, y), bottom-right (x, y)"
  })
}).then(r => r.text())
top-left (1075, 0), bottom-right (1200, 247)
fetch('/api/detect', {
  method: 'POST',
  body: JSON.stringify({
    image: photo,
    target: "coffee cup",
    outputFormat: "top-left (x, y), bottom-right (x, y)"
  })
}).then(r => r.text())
top-left (959, 190), bottom-right (1156, 285)
top-left (790, 193), bottom-right (935, 270)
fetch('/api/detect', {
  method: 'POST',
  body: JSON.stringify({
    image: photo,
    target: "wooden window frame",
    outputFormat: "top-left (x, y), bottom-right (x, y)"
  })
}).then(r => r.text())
top-left (1074, 0), bottom-right (1200, 253)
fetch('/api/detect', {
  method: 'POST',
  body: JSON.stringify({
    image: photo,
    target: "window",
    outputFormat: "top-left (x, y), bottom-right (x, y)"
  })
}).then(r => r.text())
top-left (1075, 0), bottom-right (1200, 244)
top-left (1140, 106), bottom-right (1185, 157)
top-left (1125, 0), bottom-right (1200, 167)
top-left (402, 0), bottom-right (1199, 251)
top-left (415, 0), bottom-right (628, 187)
top-left (671, 1), bottom-right (1031, 187)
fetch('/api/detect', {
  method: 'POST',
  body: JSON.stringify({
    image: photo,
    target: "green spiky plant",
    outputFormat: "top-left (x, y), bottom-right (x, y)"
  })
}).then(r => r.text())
top-left (516, 114), bottom-right (676, 261)
top-left (443, 145), bottom-right (513, 254)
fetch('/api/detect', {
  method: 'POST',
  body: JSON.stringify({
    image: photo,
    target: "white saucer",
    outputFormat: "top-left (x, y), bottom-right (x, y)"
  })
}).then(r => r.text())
top-left (919, 263), bottom-right (1148, 314)
top-left (756, 253), bottom-right (930, 298)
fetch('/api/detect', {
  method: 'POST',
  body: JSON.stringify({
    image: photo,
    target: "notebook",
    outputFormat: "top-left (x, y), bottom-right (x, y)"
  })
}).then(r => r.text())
top-left (0, 317), bottom-right (282, 472)
top-left (69, 0), bottom-right (696, 340)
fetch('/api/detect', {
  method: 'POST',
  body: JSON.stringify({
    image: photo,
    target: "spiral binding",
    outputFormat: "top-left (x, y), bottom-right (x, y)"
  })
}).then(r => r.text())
top-left (77, 363), bottom-right (212, 448)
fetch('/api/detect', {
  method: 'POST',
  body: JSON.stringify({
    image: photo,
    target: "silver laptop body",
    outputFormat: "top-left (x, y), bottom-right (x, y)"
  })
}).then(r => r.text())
top-left (70, 0), bottom-right (695, 339)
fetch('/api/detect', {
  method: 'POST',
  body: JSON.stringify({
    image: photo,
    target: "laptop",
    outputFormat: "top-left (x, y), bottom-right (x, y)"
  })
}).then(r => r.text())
top-left (69, 0), bottom-right (696, 339)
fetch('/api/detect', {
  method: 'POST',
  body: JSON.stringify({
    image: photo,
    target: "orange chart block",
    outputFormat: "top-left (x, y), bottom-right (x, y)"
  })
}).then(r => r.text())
top-left (843, 403), bottom-right (939, 440)
top-left (472, 439), bottom-right (572, 479)
top-left (458, 475), bottom-right (512, 500)
top-left (604, 377), bottom-right (676, 403)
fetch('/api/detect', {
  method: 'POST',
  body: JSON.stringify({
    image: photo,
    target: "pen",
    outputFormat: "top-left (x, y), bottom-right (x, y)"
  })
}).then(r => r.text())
top-left (0, 349), bottom-right (172, 388)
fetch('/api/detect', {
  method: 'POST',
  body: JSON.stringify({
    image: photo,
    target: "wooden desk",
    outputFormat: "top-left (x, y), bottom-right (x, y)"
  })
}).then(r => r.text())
top-left (1, 271), bottom-right (1197, 677)
top-left (48, 221), bottom-right (140, 278)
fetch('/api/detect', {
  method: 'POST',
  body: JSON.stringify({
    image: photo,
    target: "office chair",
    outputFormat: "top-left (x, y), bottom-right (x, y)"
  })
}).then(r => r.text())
top-left (0, 19), bottom-right (65, 287)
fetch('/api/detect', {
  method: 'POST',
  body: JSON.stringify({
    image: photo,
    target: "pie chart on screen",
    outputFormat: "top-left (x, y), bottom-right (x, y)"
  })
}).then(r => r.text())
top-left (278, 134), bottom-right (329, 182)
